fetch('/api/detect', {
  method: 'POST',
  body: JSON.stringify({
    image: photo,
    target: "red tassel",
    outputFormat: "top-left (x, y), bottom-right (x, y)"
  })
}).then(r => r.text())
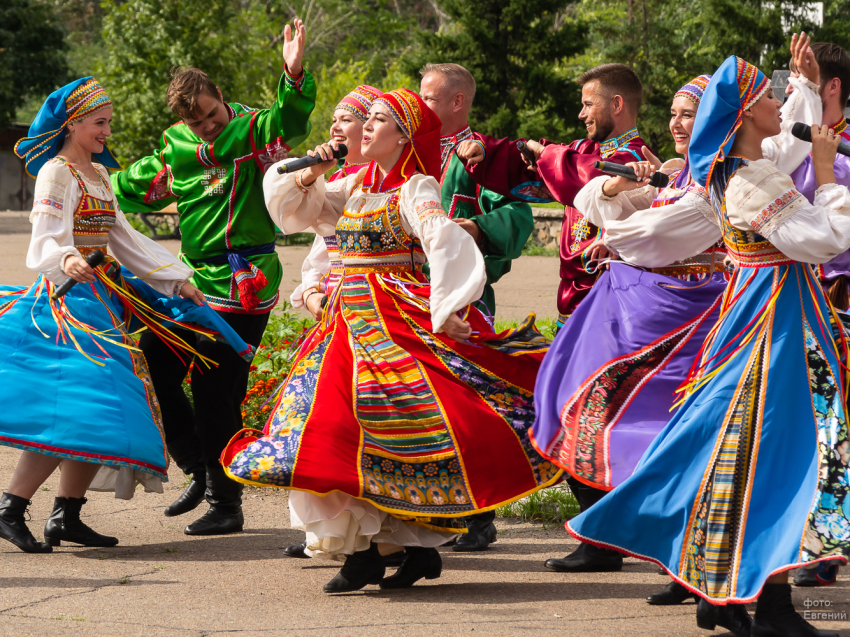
top-left (234, 263), bottom-right (268, 311)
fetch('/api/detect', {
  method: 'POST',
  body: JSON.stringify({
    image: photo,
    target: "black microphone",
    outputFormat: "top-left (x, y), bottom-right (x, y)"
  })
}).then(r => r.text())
top-left (594, 160), bottom-right (670, 188)
top-left (51, 249), bottom-right (105, 300)
top-left (276, 144), bottom-right (348, 174)
top-left (791, 122), bottom-right (850, 157)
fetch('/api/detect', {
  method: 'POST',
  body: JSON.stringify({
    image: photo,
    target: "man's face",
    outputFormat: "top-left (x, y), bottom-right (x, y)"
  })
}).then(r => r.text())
top-left (578, 81), bottom-right (616, 142)
top-left (420, 73), bottom-right (457, 134)
top-left (185, 89), bottom-right (231, 142)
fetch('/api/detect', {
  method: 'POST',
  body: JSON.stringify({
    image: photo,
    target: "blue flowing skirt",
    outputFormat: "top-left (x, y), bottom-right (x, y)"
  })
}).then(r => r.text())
top-left (0, 268), bottom-right (253, 480)
top-left (531, 263), bottom-right (726, 490)
top-left (568, 262), bottom-right (850, 603)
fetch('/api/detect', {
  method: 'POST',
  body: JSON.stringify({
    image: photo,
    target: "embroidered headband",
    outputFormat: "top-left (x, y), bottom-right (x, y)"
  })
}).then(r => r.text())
top-left (335, 85), bottom-right (382, 122)
top-left (674, 75), bottom-right (712, 106)
top-left (374, 88), bottom-right (425, 139)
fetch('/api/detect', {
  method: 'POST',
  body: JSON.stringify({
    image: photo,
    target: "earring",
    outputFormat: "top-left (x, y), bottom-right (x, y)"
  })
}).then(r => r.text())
top-left (398, 140), bottom-right (404, 145)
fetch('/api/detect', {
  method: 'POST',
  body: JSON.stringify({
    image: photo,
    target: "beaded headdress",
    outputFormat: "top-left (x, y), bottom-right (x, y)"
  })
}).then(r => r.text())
top-left (688, 57), bottom-right (770, 186)
top-left (335, 85), bottom-right (382, 122)
top-left (674, 75), bottom-right (712, 106)
top-left (14, 77), bottom-right (119, 178)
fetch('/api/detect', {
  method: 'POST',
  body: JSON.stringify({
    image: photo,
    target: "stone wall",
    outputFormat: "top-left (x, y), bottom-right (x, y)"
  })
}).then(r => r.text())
top-left (530, 206), bottom-right (563, 249)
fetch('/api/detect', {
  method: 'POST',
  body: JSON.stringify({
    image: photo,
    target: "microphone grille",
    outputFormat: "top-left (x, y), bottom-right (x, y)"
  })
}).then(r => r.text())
top-left (791, 122), bottom-right (812, 143)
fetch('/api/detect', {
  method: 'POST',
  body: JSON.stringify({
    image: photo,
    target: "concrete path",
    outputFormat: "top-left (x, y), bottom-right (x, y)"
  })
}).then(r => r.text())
top-left (1, 447), bottom-right (848, 636)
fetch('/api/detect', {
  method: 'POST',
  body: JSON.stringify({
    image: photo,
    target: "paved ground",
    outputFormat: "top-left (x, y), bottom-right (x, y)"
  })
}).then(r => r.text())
top-left (0, 212), bottom-right (560, 321)
top-left (2, 218), bottom-right (848, 635)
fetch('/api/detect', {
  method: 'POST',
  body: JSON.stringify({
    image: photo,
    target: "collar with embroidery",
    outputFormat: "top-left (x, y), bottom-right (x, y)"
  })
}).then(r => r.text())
top-left (832, 117), bottom-right (848, 138)
top-left (600, 128), bottom-right (639, 157)
top-left (440, 126), bottom-right (474, 170)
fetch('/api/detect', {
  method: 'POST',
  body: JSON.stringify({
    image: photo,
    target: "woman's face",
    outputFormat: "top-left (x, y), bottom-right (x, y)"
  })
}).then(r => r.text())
top-left (68, 106), bottom-right (113, 155)
top-left (362, 103), bottom-right (406, 162)
top-left (330, 108), bottom-right (365, 160)
top-left (747, 87), bottom-right (783, 138)
top-left (669, 96), bottom-right (698, 155)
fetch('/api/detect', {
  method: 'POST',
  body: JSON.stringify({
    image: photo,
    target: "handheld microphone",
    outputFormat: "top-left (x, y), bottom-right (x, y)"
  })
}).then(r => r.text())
top-left (517, 140), bottom-right (537, 167)
top-left (791, 122), bottom-right (850, 157)
top-left (594, 161), bottom-right (670, 188)
top-left (51, 249), bottom-right (105, 300)
top-left (276, 144), bottom-right (348, 174)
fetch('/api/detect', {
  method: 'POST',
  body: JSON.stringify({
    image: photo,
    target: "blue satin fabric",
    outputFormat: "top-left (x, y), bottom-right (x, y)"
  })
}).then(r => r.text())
top-left (0, 268), bottom-right (253, 478)
top-left (568, 263), bottom-right (849, 602)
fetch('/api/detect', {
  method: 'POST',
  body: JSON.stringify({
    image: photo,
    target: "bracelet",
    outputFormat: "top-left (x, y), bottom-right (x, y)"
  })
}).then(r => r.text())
top-left (303, 288), bottom-right (320, 303)
top-left (471, 139), bottom-right (486, 158)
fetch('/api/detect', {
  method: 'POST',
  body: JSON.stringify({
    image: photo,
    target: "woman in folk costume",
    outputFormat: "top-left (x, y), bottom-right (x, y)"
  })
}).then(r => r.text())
top-left (292, 84), bottom-right (382, 322)
top-left (222, 88), bottom-right (558, 593)
top-left (0, 78), bottom-right (253, 554)
top-left (566, 50), bottom-right (850, 637)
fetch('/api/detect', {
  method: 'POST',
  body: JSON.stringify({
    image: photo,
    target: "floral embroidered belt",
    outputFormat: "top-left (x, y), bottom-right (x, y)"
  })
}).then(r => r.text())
top-left (341, 262), bottom-right (424, 276)
top-left (727, 246), bottom-right (794, 267)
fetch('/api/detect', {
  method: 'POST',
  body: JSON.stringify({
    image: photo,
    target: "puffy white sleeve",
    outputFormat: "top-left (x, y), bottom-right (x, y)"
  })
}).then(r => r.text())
top-left (602, 187), bottom-right (723, 268)
top-left (26, 160), bottom-right (82, 283)
top-left (264, 164), bottom-right (355, 236)
top-left (398, 175), bottom-right (486, 333)
top-left (291, 234), bottom-right (331, 307)
top-left (727, 161), bottom-right (850, 263)
top-left (761, 75), bottom-right (822, 175)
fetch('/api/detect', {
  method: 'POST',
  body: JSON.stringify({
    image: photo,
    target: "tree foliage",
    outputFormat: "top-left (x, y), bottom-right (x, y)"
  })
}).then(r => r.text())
top-left (0, 0), bottom-right (69, 128)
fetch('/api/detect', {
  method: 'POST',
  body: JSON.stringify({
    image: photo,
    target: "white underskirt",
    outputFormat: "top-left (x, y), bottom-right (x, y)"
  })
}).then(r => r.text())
top-left (88, 466), bottom-right (164, 500)
top-left (289, 490), bottom-right (457, 561)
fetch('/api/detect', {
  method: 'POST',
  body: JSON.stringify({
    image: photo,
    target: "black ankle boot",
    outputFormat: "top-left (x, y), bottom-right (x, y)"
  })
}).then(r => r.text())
top-left (647, 580), bottom-right (698, 605)
top-left (43, 497), bottom-right (118, 547)
top-left (453, 510), bottom-right (497, 552)
top-left (696, 598), bottom-right (752, 637)
top-left (752, 583), bottom-right (838, 637)
top-left (284, 540), bottom-right (310, 558)
top-left (324, 543), bottom-right (385, 593)
top-left (0, 492), bottom-right (52, 553)
top-left (164, 472), bottom-right (206, 517)
top-left (379, 547), bottom-right (442, 589)
top-left (184, 463), bottom-right (244, 536)
top-left (544, 542), bottom-right (623, 572)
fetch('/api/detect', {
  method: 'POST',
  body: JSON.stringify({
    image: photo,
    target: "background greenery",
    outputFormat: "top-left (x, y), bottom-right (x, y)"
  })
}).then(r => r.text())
top-left (6, 0), bottom-right (847, 162)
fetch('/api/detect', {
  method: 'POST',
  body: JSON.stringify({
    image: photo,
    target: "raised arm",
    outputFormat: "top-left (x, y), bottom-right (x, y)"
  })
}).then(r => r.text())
top-left (400, 175), bottom-right (486, 333)
top-left (111, 139), bottom-right (176, 214)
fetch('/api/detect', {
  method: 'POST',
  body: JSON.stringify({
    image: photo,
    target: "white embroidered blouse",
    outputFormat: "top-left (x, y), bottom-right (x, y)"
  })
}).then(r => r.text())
top-left (27, 159), bottom-right (192, 294)
top-left (264, 166), bottom-right (486, 332)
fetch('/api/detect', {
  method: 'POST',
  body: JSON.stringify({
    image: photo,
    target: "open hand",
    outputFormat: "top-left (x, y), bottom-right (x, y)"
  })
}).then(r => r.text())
top-left (790, 32), bottom-right (819, 86)
top-left (62, 255), bottom-right (96, 283)
top-left (179, 281), bottom-right (206, 306)
top-left (283, 19), bottom-right (306, 77)
top-left (441, 313), bottom-right (473, 341)
top-left (456, 140), bottom-right (484, 165)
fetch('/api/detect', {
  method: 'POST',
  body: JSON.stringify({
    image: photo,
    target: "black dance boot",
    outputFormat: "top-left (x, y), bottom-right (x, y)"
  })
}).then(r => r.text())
top-left (323, 543), bottom-right (385, 593)
top-left (0, 493), bottom-right (52, 553)
top-left (379, 546), bottom-right (442, 589)
top-left (752, 583), bottom-right (838, 637)
top-left (164, 433), bottom-right (206, 517)
top-left (696, 598), bottom-right (752, 637)
top-left (544, 542), bottom-right (623, 572)
top-left (647, 580), bottom-right (698, 605)
top-left (43, 497), bottom-right (119, 547)
top-left (284, 540), bottom-right (310, 558)
top-left (453, 510), bottom-right (498, 552)
top-left (184, 463), bottom-right (244, 536)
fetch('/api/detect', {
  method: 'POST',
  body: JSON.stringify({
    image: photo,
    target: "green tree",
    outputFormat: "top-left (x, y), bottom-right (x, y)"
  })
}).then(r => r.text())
top-left (405, 0), bottom-right (587, 141)
top-left (0, 0), bottom-right (69, 128)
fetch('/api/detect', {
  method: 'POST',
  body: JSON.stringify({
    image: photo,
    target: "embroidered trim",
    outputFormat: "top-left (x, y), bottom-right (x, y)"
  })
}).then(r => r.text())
top-left (414, 200), bottom-right (445, 219)
top-left (294, 171), bottom-right (311, 194)
top-left (600, 128), bottom-right (639, 156)
top-left (205, 291), bottom-right (279, 314)
top-left (440, 126), bottom-right (474, 171)
top-left (33, 198), bottom-right (63, 211)
top-left (284, 65), bottom-right (306, 92)
top-left (748, 188), bottom-right (805, 236)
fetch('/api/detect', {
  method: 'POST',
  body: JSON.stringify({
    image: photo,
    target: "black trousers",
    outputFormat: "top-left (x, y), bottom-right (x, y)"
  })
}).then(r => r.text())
top-left (566, 475), bottom-right (607, 513)
top-left (140, 310), bottom-right (270, 473)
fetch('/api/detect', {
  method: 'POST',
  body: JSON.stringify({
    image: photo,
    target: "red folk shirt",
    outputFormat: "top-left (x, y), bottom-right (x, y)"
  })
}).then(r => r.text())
top-left (465, 128), bottom-right (648, 320)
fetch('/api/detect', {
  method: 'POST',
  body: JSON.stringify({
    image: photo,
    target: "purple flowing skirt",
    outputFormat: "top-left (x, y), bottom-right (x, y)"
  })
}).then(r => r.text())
top-left (530, 263), bottom-right (726, 490)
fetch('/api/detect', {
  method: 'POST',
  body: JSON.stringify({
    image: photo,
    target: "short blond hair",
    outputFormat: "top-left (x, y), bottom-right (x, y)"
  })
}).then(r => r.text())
top-left (420, 63), bottom-right (476, 105)
top-left (166, 67), bottom-right (219, 120)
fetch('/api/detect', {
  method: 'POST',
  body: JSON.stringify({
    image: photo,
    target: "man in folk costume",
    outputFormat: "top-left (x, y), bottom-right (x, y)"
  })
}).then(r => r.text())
top-left (458, 64), bottom-right (650, 572)
top-left (458, 64), bottom-right (649, 327)
top-left (111, 20), bottom-right (316, 535)
top-left (419, 63), bottom-right (535, 552)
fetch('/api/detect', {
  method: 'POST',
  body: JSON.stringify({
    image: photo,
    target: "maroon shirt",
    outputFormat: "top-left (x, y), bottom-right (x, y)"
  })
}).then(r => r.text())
top-left (465, 129), bottom-right (648, 319)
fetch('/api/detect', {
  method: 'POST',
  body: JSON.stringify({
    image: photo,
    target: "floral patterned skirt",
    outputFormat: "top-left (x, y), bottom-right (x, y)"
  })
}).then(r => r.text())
top-left (222, 269), bottom-right (560, 531)
top-left (568, 262), bottom-right (850, 603)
